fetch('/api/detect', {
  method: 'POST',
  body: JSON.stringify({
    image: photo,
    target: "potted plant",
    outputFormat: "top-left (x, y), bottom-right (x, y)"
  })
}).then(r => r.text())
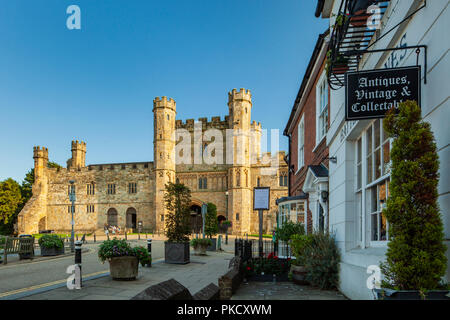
top-left (302, 232), bottom-right (340, 290)
top-left (98, 238), bottom-right (151, 280)
top-left (191, 238), bottom-right (212, 255)
top-left (290, 234), bottom-right (312, 285)
top-left (376, 101), bottom-right (449, 300)
top-left (38, 234), bottom-right (64, 256)
top-left (205, 203), bottom-right (219, 251)
top-left (164, 182), bottom-right (192, 264)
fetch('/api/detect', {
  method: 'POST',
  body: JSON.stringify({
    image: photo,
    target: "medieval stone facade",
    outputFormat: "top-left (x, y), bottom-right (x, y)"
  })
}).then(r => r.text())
top-left (18, 89), bottom-right (288, 235)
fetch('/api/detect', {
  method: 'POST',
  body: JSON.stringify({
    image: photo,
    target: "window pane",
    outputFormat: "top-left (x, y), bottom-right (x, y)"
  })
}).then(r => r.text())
top-left (357, 138), bottom-right (362, 163)
top-left (371, 214), bottom-right (378, 241)
top-left (375, 148), bottom-right (381, 179)
top-left (374, 120), bottom-right (381, 148)
top-left (380, 213), bottom-right (387, 241)
top-left (371, 186), bottom-right (377, 213)
top-left (382, 141), bottom-right (390, 175)
top-left (367, 126), bottom-right (372, 156)
top-left (357, 164), bottom-right (362, 189)
top-left (367, 154), bottom-right (373, 183)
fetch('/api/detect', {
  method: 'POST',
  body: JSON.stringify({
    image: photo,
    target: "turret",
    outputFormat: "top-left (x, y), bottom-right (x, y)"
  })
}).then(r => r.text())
top-left (68, 140), bottom-right (86, 169)
top-left (33, 146), bottom-right (48, 180)
top-left (153, 96), bottom-right (177, 232)
top-left (228, 88), bottom-right (252, 130)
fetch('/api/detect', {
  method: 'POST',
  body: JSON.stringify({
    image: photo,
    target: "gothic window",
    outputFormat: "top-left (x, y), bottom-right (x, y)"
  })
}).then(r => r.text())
top-left (87, 205), bottom-right (95, 213)
top-left (236, 171), bottom-right (241, 187)
top-left (198, 177), bottom-right (208, 189)
top-left (257, 177), bottom-right (261, 187)
top-left (128, 183), bottom-right (137, 194)
top-left (236, 213), bottom-right (239, 221)
top-left (279, 172), bottom-right (288, 186)
top-left (87, 183), bottom-right (95, 195)
top-left (176, 178), bottom-right (180, 184)
top-left (107, 184), bottom-right (116, 195)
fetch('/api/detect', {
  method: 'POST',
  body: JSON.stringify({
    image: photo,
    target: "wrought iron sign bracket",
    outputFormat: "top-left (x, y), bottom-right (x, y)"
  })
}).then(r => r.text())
top-left (345, 45), bottom-right (428, 84)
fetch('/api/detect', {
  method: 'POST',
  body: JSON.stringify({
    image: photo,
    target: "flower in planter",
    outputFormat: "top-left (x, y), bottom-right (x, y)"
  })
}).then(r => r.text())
top-left (98, 238), bottom-right (150, 266)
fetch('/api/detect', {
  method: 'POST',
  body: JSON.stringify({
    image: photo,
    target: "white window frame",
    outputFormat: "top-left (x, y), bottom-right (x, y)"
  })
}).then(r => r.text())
top-left (355, 120), bottom-right (392, 248)
top-left (315, 71), bottom-right (328, 146)
top-left (297, 114), bottom-right (305, 172)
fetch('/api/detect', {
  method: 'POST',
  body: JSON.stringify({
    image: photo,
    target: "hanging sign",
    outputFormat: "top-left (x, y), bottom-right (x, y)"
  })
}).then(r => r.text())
top-left (345, 66), bottom-right (421, 121)
top-left (253, 187), bottom-right (270, 211)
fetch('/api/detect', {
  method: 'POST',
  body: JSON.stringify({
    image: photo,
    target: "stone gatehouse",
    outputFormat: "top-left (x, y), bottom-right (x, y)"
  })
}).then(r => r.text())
top-left (18, 89), bottom-right (288, 235)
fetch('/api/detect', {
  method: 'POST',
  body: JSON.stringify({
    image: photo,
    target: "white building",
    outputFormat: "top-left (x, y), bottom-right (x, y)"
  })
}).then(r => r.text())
top-left (315, 0), bottom-right (449, 299)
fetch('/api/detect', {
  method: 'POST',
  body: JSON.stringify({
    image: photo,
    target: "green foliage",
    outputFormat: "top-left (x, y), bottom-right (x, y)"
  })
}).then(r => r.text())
top-left (290, 234), bottom-right (313, 266)
top-left (302, 232), bottom-right (340, 290)
top-left (205, 202), bottom-right (218, 237)
top-left (242, 254), bottom-right (291, 277)
top-left (98, 238), bottom-right (151, 266)
top-left (133, 246), bottom-right (152, 266)
top-left (190, 238), bottom-right (212, 248)
top-left (0, 179), bottom-right (22, 228)
top-left (380, 101), bottom-right (447, 291)
top-left (38, 234), bottom-right (64, 249)
top-left (164, 182), bottom-right (192, 243)
top-left (275, 221), bottom-right (305, 242)
top-left (222, 220), bottom-right (231, 227)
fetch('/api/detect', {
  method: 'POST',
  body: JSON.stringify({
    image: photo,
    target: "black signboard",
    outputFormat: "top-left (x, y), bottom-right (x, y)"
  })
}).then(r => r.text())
top-left (345, 66), bottom-right (421, 121)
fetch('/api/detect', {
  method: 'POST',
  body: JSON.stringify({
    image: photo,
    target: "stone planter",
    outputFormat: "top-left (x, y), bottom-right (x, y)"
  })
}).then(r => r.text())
top-left (193, 245), bottom-right (208, 255)
top-left (40, 246), bottom-right (64, 256)
top-left (206, 238), bottom-right (217, 251)
top-left (109, 256), bottom-right (139, 281)
top-left (291, 264), bottom-right (309, 285)
top-left (374, 288), bottom-right (450, 300)
top-left (165, 242), bottom-right (190, 264)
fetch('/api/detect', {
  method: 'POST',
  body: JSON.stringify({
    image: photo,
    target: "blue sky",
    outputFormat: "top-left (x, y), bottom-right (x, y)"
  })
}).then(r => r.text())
top-left (0, 0), bottom-right (328, 182)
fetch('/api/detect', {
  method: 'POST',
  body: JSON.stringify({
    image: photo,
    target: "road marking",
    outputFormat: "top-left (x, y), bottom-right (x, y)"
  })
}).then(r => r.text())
top-left (0, 270), bottom-right (108, 298)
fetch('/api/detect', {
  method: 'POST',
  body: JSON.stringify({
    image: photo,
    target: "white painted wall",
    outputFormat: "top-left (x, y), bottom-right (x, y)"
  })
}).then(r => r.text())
top-left (326, 0), bottom-right (450, 299)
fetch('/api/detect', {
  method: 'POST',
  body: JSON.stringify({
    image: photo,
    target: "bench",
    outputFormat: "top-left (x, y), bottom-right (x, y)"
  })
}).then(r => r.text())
top-left (1, 236), bottom-right (35, 265)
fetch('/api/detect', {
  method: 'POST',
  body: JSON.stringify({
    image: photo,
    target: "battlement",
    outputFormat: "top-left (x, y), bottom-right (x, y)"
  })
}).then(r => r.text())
top-left (71, 140), bottom-right (86, 151)
top-left (251, 121), bottom-right (262, 130)
top-left (228, 88), bottom-right (252, 104)
top-left (175, 116), bottom-right (230, 130)
top-left (33, 146), bottom-right (48, 159)
top-left (153, 96), bottom-right (176, 111)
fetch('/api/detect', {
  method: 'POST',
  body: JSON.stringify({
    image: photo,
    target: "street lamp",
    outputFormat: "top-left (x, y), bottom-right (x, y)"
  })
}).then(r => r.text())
top-left (69, 180), bottom-right (76, 253)
top-left (201, 203), bottom-right (207, 239)
top-left (225, 191), bottom-right (229, 244)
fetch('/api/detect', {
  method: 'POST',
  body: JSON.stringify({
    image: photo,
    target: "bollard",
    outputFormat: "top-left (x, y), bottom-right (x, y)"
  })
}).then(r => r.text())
top-left (94, 233), bottom-right (96, 243)
top-left (75, 240), bottom-right (82, 287)
top-left (125, 231), bottom-right (127, 240)
top-left (147, 239), bottom-right (152, 267)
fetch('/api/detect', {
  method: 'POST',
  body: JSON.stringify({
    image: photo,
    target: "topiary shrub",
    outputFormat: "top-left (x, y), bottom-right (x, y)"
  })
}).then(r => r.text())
top-left (205, 203), bottom-right (218, 238)
top-left (163, 182), bottom-right (192, 243)
top-left (380, 100), bottom-right (447, 291)
top-left (303, 232), bottom-right (340, 289)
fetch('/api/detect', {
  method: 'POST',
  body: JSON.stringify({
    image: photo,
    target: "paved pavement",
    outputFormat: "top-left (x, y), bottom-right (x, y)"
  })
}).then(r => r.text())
top-left (0, 234), bottom-right (236, 300)
top-left (18, 251), bottom-right (234, 300)
top-left (232, 281), bottom-right (347, 300)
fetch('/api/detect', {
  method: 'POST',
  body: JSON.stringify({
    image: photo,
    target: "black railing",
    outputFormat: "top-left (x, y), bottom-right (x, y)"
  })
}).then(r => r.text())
top-left (234, 238), bottom-right (293, 260)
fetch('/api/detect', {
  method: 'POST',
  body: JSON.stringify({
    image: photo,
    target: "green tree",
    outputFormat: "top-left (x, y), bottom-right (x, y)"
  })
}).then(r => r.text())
top-left (163, 182), bottom-right (192, 242)
top-left (380, 101), bottom-right (447, 291)
top-left (205, 202), bottom-right (218, 238)
top-left (0, 178), bottom-right (22, 234)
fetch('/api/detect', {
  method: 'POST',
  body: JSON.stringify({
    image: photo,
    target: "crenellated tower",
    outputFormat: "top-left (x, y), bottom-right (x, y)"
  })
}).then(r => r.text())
top-left (153, 96), bottom-right (177, 233)
top-left (227, 88), bottom-right (253, 235)
top-left (33, 146), bottom-right (49, 181)
top-left (67, 140), bottom-right (86, 169)
top-left (18, 146), bottom-right (49, 234)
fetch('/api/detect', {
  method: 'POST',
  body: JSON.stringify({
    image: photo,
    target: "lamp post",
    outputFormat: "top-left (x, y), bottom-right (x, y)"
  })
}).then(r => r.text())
top-left (201, 203), bottom-right (207, 239)
top-left (69, 180), bottom-right (76, 253)
top-left (225, 191), bottom-right (229, 244)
